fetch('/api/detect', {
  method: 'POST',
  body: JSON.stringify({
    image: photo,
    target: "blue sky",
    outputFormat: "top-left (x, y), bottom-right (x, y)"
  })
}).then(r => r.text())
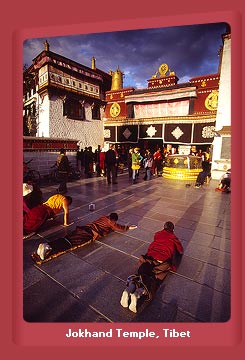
top-left (23, 22), bottom-right (229, 89)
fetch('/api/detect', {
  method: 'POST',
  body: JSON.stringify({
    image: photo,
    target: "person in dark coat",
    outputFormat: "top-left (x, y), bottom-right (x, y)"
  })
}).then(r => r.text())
top-left (194, 159), bottom-right (211, 188)
top-left (57, 148), bottom-right (70, 194)
top-left (105, 144), bottom-right (118, 184)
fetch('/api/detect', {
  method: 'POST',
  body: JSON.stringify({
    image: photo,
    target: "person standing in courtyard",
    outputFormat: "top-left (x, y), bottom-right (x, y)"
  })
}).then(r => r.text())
top-left (143, 150), bottom-right (153, 181)
top-left (194, 156), bottom-right (211, 188)
top-left (57, 148), bottom-right (70, 194)
top-left (127, 148), bottom-right (133, 179)
top-left (120, 221), bottom-right (183, 313)
top-left (105, 144), bottom-right (118, 184)
top-left (153, 148), bottom-right (163, 176)
top-left (131, 148), bottom-right (142, 184)
top-left (99, 148), bottom-right (106, 177)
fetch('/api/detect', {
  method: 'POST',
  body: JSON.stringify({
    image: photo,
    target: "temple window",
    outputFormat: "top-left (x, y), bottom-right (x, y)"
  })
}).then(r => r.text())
top-left (189, 98), bottom-right (195, 114)
top-left (126, 103), bottom-right (134, 118)
top-left (63, 98), bottom-right (85, 120)
top-left (92, 104), bottom-right (101, 120)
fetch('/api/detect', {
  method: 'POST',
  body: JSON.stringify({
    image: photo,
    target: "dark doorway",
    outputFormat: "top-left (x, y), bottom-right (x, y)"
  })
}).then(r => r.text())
top-left (138, 139), bottom-right (163, 153)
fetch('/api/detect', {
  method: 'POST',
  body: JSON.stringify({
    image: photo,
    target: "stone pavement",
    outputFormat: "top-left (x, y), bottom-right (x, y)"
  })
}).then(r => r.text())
top-left (23, 170), bottom-right (231, 323)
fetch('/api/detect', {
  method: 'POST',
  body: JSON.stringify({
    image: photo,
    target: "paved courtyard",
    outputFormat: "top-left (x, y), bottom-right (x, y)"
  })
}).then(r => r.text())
top-left (23, 170), bottom-right (231, 323)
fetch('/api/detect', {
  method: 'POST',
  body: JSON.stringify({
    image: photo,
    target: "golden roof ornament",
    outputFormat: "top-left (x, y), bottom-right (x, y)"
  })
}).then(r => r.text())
top-left (91, 56), bottom-right (96, 70)
top-left (151, 70), bottom-right (159, 78)
top-left (44, 40), bottom-right (50, 51)
top-left (111, 67), bottom-right (124, 90)
top-left (151, 64), bottom-right (174, 78)
top-left (159, 63), bottom-right (169, 76)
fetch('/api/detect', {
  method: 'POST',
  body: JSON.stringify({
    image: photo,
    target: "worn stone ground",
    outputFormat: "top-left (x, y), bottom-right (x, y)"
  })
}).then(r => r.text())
top-left (23, 170), bottom-right (230, 323)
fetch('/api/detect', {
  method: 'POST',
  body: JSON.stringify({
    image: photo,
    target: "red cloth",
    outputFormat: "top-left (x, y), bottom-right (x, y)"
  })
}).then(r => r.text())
top-left (153, 151), bottom-right (162, 161)
top-left (99, 152), bottom-right (105, 170)
top-left (23, 204), bottom-right (53, 234)
top-left (146, 229), bottom-right (183, 271)
top-left (23, 198), bottom-right (30, 214)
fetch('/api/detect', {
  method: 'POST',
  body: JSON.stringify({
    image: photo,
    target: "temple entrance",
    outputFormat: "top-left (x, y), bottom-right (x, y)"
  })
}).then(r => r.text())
top-left (138, 139), bottom-right (163, 153)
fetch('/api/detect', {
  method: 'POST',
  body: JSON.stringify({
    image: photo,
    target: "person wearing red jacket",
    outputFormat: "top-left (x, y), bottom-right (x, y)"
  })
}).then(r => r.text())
top-left (153, 148), bottom-right (163, 176)
top-left (120, 221), bottom-right (183, 313)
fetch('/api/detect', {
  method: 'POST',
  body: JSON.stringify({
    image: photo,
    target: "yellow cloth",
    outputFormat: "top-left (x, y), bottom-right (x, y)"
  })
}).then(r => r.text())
top-left (132, 152), bottom-right (141, 170)
top-left (132, 164), bottom-right (140, 170)
top-left (43, 194), bottom-right (65, 214)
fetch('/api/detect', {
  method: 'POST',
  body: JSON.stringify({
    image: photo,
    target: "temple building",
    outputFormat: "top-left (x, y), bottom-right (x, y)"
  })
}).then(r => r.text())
top-left (104, 59), bottom-right (219, 155)
top-left (23, 40), bottom-right (112, 149)
top-left (23, 28), bottom-right (231, 179)
top-left (103, 28), bottom-right (231, 179)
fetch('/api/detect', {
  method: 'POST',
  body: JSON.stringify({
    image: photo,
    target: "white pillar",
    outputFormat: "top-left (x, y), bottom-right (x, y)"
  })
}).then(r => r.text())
top-left (212, 32), bottom-right (231, 178)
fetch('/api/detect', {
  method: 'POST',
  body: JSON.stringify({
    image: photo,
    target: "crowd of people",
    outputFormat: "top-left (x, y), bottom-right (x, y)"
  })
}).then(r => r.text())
top-left (23, 145), bottom-right (219, 237)
top-left (23, 143), bottom-right (230, 314)
top-left (23, 145), bottom-right (225, 239)
top-left (76, 144), bottom-right (169, 184)
top-left (76, 144), bottom-right (213, 183)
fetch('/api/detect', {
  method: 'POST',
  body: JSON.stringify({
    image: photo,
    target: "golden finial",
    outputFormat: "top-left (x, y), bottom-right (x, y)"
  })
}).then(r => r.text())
top-left (44, 40), bottom-right (50, 51)
top-left (91, 56), bottom-right (96, 70)
top-left (111, 67), bottom-right (124, 90)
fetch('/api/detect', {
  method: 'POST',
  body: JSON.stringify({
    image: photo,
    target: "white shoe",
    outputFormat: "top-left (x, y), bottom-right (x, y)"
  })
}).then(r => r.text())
top-left (37, 243), bottom-right (52, 260)
top-left (129, 288), bottom-right (145, 313)
top-left (129, 293), bottom-right (138, 313)
top-left (120, 290), bottom-right (129, 308)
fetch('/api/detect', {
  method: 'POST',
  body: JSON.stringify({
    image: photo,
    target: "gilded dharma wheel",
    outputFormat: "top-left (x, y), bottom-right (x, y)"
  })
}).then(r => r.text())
top-left (162, 155), bottom-right (203, 180)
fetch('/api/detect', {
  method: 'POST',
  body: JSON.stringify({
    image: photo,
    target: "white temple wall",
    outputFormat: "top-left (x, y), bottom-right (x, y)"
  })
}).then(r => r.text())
top-left (37, 94), bottom-right (50, 138)
top-left (211, 33), bottom-right (231, 178)
top-left (215, 35), bottom-right (231, 130)
top-left (47, 95), bottom-right (104, 150)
